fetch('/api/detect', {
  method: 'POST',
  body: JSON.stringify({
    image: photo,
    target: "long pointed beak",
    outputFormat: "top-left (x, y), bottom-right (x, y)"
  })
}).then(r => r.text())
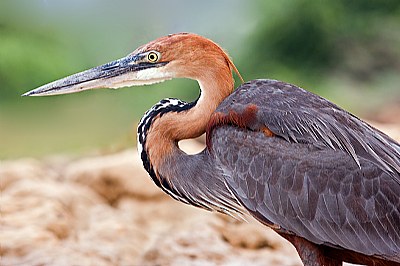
top-left (22, 54), bottom-right (168, 97)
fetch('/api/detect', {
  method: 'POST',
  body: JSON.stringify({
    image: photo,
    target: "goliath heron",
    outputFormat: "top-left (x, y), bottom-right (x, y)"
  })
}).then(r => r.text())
top-left (24, 33), bottom-right (400, 266)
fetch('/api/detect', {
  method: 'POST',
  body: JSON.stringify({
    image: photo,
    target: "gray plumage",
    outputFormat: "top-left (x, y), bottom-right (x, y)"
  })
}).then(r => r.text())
top-left (210, 79), bottom-right (400, 262)
top-left (138, 79), bottom-right (400, 263)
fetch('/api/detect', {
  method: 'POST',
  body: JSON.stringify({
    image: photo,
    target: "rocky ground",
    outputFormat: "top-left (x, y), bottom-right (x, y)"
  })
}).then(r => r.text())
top-left (1, 122), bottom-right (399, 266)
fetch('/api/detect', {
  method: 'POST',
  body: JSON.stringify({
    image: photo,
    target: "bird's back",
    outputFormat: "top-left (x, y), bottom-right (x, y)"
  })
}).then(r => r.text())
top-left (208, 79), bottom-right (400, 263)
top-left (214, 79), bottom-right (400, 175)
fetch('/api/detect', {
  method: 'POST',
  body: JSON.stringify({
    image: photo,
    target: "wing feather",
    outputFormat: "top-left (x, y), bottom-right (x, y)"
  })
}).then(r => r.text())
top-left (210, 80), bottom-right (400, 262)
top-left (215, 79), bottom-right (400, 176)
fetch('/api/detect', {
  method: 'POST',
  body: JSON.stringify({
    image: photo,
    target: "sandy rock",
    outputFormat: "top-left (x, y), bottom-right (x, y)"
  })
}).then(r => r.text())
top-left (2, 131), bottom-right (399, 266)
top-left (216, 216), bottom-right (301, 265)
top-left (369, 101), bottom-right (400, 125)
top-left (64, 150), bottom-right (163, 204)
top-left (370, 122), bottom-right (400, 142)
top-left (138, 219), bottom-right (231, 266)
top-left (1, 174), bottom-right (103, 261)
top-left (137, 216), bottom-right (301, 266)
top-left (116, 196), bottom-right (215, 248)
top-left (55, 204), bottom-right (148, 266)
top-left (0, 158), bottom-right (56, 191)
top-left (3, 249), bottom-right (113, 266)
top-left (218, 217), bottom-right (279, 250)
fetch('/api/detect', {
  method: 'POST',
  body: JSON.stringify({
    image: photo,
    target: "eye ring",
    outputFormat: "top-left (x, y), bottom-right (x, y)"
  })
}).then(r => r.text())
top-left (147, 51), bottom-right (159, 63)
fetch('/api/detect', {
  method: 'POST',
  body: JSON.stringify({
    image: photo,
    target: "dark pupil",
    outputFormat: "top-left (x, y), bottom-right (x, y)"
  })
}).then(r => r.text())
top-left (149, 54), bottom-right (156, 61)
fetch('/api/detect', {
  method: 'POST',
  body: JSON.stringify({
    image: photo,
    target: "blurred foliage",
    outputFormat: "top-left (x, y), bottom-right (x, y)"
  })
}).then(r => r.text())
top-left (0, 0), bottom-right (399, 158)
top-left (243, 0), bottom-right (400, 82)
top-left (0, 26), bottom-right (91, 100)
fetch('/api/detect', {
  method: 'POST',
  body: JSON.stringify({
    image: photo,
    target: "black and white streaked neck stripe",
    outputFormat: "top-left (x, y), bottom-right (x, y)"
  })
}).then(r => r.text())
top-left (137, 98), bottom-right (195, 157)
top-left (137, 97), bottom-right (197, 202)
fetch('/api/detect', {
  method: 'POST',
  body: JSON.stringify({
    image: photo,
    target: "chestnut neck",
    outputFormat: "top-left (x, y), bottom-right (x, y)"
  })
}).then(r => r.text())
top-left (144, 68), bottom-right (234, 173)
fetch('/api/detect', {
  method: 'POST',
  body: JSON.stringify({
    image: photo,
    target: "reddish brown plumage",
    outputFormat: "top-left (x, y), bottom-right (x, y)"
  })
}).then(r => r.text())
top-left (280, 233), bottom-right (399, 266)
top-left (260, 126), bottom-right (275, 137)
top-left (206, 104), bottom-right (275, 149)
top-left (140, 34), bottom-right (242, 175)
top-left (132, 33), bottom-right (243, 83)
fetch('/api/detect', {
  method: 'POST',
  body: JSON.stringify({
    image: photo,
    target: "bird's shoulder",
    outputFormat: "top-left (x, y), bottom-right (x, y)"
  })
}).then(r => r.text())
top-left (207, 79), bottom-right (400, 175)
top-left (218, 79), bottom-right (339, 112)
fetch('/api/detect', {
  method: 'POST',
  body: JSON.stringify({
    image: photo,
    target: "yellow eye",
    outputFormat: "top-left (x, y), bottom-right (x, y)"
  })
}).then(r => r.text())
top-left (147, 52), bottom-right (159, 62)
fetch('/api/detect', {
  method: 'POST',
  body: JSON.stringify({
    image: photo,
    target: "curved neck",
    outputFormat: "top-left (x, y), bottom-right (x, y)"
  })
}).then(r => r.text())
top-left (145, 70), bottom-right (234, 171)
top-left (138, 67), bottom-right (241, 214)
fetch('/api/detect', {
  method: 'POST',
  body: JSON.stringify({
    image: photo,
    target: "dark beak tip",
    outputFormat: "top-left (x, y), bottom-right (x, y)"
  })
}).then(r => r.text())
top-left (22, 89), bottom-right (45, 97)
top-left (21, 91), bottom-right (34, 97)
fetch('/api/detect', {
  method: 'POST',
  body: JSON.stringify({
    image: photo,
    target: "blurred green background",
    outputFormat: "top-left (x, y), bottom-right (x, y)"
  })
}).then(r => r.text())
top-left (1, 0), bottom-right (399, 159)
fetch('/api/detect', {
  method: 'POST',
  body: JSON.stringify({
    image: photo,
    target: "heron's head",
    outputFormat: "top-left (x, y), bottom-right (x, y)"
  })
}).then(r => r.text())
top-left (23, 33), bottom-right (242, 97)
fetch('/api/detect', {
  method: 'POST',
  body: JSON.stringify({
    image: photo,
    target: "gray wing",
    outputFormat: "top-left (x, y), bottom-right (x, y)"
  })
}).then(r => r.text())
top-left (210, 79), bottom-right (400, 261)
top-left (216, 79), bottom-right (400, 176)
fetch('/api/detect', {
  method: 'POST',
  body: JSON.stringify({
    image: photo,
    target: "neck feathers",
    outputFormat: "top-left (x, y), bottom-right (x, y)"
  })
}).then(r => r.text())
top-left (137, 97), bottom-right (197, 198)
top-left (137, 69), bottom-right (234, 184)
top-left (137, 52), bottom-right (237, 204)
